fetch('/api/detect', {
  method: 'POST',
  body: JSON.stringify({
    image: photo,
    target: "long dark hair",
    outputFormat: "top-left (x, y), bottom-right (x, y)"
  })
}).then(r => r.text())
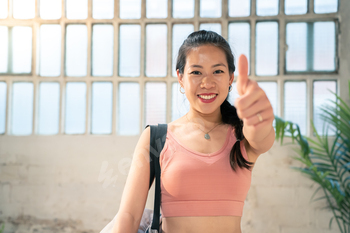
top-left (176, 30), bottom-right (254, 172)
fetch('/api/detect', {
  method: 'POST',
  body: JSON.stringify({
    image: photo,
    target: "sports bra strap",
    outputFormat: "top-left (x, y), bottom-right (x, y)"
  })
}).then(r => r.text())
top-left (144, 124), bottom-right (168, 232)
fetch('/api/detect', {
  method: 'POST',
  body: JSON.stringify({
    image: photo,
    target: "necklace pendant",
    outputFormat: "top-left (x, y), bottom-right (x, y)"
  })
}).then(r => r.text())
top-left (204, 133), bottom-right (210, 140)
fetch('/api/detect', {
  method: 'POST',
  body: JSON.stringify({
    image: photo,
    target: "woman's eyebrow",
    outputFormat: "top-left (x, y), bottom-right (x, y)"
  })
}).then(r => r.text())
top-left (189, 63), bottom-right (227, 68)
top-left (212, 63), bottom-right (227, 68)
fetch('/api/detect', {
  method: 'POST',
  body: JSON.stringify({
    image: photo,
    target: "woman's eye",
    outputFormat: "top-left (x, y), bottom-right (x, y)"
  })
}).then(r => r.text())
top-left (214, 70), bottom-right (224, 74)
top-left (191, 71), bottom-right (201, 75)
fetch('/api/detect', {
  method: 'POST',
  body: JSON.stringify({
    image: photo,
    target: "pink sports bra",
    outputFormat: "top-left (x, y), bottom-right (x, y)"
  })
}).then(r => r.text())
top-left (159, 124), bottom-right (252, 218)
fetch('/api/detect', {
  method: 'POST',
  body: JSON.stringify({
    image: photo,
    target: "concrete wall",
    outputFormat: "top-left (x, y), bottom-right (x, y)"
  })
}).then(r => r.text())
top-left (0, 136), bottom-right (346, 233)
top-left (0, 1), bottom-right (349, 232)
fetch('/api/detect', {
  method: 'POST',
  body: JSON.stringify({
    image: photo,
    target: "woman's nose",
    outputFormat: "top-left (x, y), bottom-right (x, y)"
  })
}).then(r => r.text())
top-left (201, 75), bottom-right (216, 88)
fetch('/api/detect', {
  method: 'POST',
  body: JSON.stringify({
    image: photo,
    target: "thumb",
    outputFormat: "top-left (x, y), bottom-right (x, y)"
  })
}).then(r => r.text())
top-left (236, 54), bottom-right (249, 96)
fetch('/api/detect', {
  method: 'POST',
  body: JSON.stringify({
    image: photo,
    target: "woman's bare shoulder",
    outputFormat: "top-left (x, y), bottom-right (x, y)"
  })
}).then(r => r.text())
top-left (167, 118), bottom-right (184, 134)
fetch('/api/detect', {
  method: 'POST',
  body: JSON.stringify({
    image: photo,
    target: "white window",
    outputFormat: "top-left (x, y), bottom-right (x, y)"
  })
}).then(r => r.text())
top-left (0, 0), bottom-right (340, 136)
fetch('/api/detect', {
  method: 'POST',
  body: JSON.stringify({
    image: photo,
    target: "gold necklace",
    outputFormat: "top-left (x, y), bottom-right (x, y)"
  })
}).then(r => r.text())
top-left (185, 113), bottom-right (223, 140)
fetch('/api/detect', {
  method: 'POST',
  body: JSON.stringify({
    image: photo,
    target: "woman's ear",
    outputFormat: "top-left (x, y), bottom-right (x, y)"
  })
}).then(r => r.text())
top-left (177, 69), bottom-right (183, 84)
top-left (229, 73), bottom-right (234, 85)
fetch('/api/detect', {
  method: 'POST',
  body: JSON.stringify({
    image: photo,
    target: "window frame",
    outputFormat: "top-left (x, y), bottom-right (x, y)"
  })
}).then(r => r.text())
top-left (0, 0), bottom-right (341, 137)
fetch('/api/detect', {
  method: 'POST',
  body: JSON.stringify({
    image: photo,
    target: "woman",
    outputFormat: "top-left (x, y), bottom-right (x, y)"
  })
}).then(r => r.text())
top-left (113, 30), bottom-right (275, 233)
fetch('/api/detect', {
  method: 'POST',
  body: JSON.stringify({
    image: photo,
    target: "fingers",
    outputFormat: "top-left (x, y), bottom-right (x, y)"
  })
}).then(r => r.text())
top-left (234, 80), bottom-right (262, 111)
top-left (236, 97), bottom-right (272, 120)
top-left (236, 54), bottom-right (249, 96)
top-left (234, 83), bottom-right (274, 127)
top-left (242, 106), bottom-right (274, 127)
top-left (234, 55), bottom-right (275, 130)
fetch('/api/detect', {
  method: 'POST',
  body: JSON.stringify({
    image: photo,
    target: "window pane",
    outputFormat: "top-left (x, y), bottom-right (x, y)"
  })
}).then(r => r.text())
top-left (315, 0), bottom-right (338, 14)
top-left (256, 0), bottom-right (279, 16)
top-left (146, 0), bottom-right (167, 18)
top-left (0, 82), bottom-right (6, 134)
top-left (0, 26), bottom-right (8, 73)
top-left (91, 82), bottom-right (112, 134)
top-left (199, 23), bottom-right (221, 35)
top-left (120, 0), bottom-right (141, 19)
top-left (286, 23), bottom-right (307, 72)
top-left (0, 0), bottom-right (8, 18)
top-left (229, 0), bottom-right (250, 17)
top-left (173, 0), bottom-right (194, 18)
top-left (11, 82), bottom-right (33, 135)
top-left (285, 0), bottom-right (307, 15)
top-left (119, 25), bottom-right (141, 77)
top-left (119, 83), bottom-right (140, 135)
top-left (93, 0), bottom-right (114, 19)
top-left (40, 25), bottom-right (61, 76)
top-left (200, 0), bottom-right (221, 18)
top-left (284, 81), bottom-right (307, 135)
top-left (257, 82), bottom-right (278, 116)
top-left (146, 24), bottom-right (167, 77)
top-left (65, 82), bottom-right (86, 134)
top-left (66, 0), bottom-right (88, 19)
top-left (313, 81), bottom-right (336, 135)
top-left (145, 82), bottom-right (166, 126)
top-left (286, 22), bottom-right (336, 73)
top-left (256, 22), bottom-right (278, 76)
top-left (92, 24), bottom-right (114, 76)
top-left (38, 82), bottom-right (60, 135)
top-left (229, 22), bottom-right (250, 76)
top-left (66, 25), bottom-right (87, 77)
top-left (13, 0), bottom-right (35, 19)
top-left (172, 24), bottom-right (194, 77)
top-left (40, 0), bottom-right (61, 19)
top-left (172, 83), bottom-right (190, 121)
top-left (313, 22), bottom-right (335, 71)
top-left (12, 26), bottom-right (32, 74)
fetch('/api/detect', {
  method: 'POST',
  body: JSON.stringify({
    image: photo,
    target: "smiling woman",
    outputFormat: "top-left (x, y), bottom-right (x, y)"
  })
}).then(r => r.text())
top-left (0, 0), bottom-right (344, 233)
top-left (112, 30), bottom-right (275, 233)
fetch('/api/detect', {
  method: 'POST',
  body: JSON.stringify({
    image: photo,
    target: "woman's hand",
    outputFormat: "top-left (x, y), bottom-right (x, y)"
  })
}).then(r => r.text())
top-left (234, 54), bottom-right (275, 152)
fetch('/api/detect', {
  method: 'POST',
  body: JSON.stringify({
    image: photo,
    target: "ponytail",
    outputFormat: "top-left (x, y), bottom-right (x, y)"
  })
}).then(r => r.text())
top-left (220, 99), bottom-right (254, 172)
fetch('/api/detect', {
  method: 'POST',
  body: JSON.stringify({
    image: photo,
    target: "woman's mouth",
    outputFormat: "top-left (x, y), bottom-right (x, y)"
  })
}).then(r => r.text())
top-left (197, 94), bottom-right (218, 103)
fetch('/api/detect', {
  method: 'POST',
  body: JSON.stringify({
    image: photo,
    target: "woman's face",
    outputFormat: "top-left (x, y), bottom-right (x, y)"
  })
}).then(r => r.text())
top-left (177, 44), bottom-right (234, 115)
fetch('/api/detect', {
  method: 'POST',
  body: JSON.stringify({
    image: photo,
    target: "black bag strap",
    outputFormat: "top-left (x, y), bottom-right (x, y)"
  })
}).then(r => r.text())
top-left (144, 123), bottom-right (168, 232)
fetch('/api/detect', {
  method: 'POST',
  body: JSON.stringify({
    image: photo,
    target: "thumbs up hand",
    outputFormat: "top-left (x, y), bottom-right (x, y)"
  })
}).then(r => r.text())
top-left (234, 54), bottom-right (275, 143)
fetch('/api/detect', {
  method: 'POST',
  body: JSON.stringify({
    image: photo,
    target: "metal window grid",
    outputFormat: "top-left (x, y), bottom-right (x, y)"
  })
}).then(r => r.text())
top-left (0, 0), bottom-right (340, 136)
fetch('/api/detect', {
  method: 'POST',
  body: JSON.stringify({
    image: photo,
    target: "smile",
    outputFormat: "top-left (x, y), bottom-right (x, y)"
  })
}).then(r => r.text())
top-left (198, 94), bottom-right (217, 99)
top-left (197, 94), bottom-right (218, 103)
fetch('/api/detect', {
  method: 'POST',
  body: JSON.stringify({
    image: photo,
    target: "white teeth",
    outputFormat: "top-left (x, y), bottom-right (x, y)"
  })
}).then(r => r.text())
top-left (199, 94), bottom-right (217, 99)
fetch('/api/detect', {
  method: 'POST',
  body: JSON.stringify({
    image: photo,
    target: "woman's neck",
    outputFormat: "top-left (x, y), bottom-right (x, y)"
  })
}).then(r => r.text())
top-left (185, 109), bottom-right (223, 129)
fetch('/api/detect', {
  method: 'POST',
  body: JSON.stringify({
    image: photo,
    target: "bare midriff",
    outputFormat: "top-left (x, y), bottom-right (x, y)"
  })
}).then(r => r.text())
top-left (161, 215), bottom-right (242, 233)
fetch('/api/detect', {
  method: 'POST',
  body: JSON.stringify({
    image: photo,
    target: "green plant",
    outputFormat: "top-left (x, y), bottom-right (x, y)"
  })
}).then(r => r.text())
top-left (0, 223), bottom-right (4, 233)
top-left (274, 82), bottom-right (350, 233)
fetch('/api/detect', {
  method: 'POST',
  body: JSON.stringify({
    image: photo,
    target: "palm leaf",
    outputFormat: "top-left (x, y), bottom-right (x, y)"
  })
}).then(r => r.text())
top-left (274, 82), bottom-right (350, 232)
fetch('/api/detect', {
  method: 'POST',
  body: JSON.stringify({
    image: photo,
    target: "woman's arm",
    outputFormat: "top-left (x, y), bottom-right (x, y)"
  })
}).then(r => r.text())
top-left (243, 124), bottom-right (275, 158)
top-left (112, 212), bottom-right (139, 233)
top-left (112, 126), bottom-right (153, 233)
